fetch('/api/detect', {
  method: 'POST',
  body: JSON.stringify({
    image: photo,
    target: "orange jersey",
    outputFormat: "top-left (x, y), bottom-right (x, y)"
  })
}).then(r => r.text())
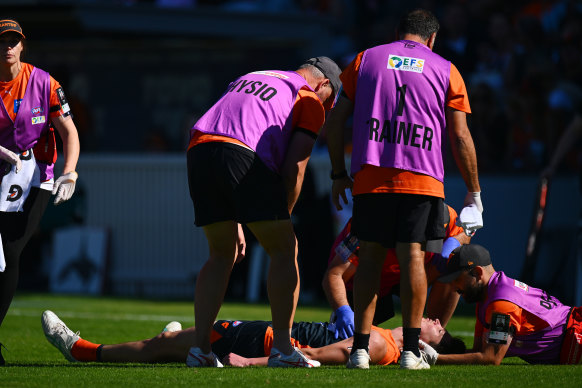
top-left (341, 51), bottom-right (471, 198)
top-left (371, 326), bottom-right (400, 365)
top-left (0, 63), bottom-right (65, 122)
top-left (473, 300), bottom-right (550, 340)
top-left (188, 88), bottom-right (324, 150)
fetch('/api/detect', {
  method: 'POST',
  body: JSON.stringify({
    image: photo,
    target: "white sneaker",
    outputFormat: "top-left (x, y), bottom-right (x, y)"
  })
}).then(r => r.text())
top-left (267, 347), bottom-right (320, 368)
top-left (400, 350), bottom-right (430, 370)
top-left (186, 347), bottom-right (223, 367)
top-left (41, 310), bottom-right (80, 362)
top-left (346, 348), bottom-right (370, 369)
top-left (162, 321), bottom-right (182, 333)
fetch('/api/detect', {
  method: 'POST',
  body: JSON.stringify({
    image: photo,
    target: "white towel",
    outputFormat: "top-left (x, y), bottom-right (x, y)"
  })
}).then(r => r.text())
top-left (457, 204), bottom-right (484, 237)
top-left (0, 149), bottom-right (40, 212)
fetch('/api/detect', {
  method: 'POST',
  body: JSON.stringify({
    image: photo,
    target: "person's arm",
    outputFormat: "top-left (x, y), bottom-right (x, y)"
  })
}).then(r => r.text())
top-left (435, 335), bottom-right (512, 365)
top-left (452, 232), bottom-right (471, 246)
top-left (322, 254), bottom-right (356, 310)
top-left (447, 107), bottom-right (483, 235)
top-left (0, 144), bottom-right (22, 172)
top-left (425, 280), bottom-right (459, 327)
top-left (52, 114), bottom-right (80, 175)
top-left (323, 254), bottom-right (357, 339)
top-left (429, 302), bottom-right (518, 365)
top-left (542, 114), bottom-right (582, 178)
top-left (280, 131), bottom-right (316, 214)
top-left (51, 114), bottom-right (81, 204)
top-left (302, 328), bottom-right (389, 365)
top-left (222, 353), bottom-right (268, 367)
top-left (325, 95), bottom-right (355, 210)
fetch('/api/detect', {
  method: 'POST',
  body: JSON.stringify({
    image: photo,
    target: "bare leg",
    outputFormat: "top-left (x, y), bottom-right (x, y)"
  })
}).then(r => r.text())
top-left (352, 241), bottom-right (387, 335)
top-left (396, 242), bottom-right (427, 329)
top-left (101, 328), bottom-right (196, 363)
top-left (247, 219), bottom-right (298, 355)
top-left (192, 221), bottom-right (239, 353)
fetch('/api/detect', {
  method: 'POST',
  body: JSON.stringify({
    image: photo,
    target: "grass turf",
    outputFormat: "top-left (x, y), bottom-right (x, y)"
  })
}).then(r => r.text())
top-left (2, 293), bottom-right (581, 387)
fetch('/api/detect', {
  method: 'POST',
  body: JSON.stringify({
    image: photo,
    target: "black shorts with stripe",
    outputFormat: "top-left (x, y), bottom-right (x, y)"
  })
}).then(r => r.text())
top-left (187, 142), bottom-right (290, 226)
top-left (211, 320), bottom-right (270, 359)
top-left (210, 320), bottom-right (340, 359)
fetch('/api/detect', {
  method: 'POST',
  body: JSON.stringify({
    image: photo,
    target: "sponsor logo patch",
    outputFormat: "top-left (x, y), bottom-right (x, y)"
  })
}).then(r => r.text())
top-left (31, 116), bottom-right (46, 125)
top-left (514, 280), bottom-right (529, 292)
top-left (387, 54), bottom-right (425, 73)
top-left (6, 184), bottom-right (22, 201)
top-left (31, 106), bottom-right (43, 115)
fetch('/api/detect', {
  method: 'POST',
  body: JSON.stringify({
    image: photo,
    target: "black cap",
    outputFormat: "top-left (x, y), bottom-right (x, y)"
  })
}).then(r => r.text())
top-left (304, 56), bottom-right (342, 110)
top-left (0, 19), bottom-right (25, 39)
top-left (438, 244), bottom-right (492, 283)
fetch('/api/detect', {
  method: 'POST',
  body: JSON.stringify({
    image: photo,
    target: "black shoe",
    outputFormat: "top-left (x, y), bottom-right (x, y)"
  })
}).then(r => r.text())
top-left (0, 343), bottom-right (5, 366)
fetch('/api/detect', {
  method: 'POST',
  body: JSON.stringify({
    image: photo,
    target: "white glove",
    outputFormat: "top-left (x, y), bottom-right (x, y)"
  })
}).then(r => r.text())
top-left (0, 145), bottom-right (22, 173)
top-left (419, 339), bottom-right (439, 366)
top-left (52, 171), bottom-right (78, 205)
top-left (457, 191), bottom-right (483, 236)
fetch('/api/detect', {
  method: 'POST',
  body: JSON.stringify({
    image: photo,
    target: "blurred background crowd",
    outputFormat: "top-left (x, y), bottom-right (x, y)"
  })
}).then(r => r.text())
top-left (4, 0), bottom-right (582, 305)
top-left (8, 0), bottom-right (582, 174)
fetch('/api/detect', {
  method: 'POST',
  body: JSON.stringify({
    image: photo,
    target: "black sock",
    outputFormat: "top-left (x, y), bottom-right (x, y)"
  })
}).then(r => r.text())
top-left (351, 332), bottom-right (370, 354)
top-left (403, 328), bottom-right (421, 357)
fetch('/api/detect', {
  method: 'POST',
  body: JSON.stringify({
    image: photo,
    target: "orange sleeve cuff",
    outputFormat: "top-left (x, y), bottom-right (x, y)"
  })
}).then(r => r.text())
top-left (339, 51), bottom-right (364, 102)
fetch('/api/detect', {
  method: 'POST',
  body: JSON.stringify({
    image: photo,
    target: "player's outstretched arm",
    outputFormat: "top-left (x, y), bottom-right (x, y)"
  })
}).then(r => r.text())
top-left (222, 353), bottom-right (268, 367)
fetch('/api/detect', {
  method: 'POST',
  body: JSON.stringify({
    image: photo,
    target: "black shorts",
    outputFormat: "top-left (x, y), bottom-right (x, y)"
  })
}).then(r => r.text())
top-left (351, 193), bottom-right (445, 252)
top-left (211, 320), bottom-right (270, 359)
top-left (187, 142), bottom-right (290, 226)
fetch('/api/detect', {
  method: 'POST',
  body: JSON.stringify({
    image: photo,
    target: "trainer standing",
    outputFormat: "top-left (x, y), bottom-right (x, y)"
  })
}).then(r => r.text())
top-left (186, 57), bottom-right (341, 367)
top-left (325, 9), bottom-right (482, 369)
top-left (0, 19), bottom-right (80, 365)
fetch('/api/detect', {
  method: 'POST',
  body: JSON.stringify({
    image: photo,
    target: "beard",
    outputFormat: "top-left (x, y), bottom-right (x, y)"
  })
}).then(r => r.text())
top-left (462, 282), bottom-right (486, 303)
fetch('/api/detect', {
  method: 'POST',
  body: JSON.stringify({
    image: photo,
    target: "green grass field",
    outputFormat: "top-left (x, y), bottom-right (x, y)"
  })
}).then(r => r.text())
top-left (2, 293), bottom-right (581, 387)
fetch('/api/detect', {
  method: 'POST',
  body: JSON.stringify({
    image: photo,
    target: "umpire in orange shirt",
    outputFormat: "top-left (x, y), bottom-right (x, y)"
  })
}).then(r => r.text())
top-left (0, 19), bottom-right (81, 366)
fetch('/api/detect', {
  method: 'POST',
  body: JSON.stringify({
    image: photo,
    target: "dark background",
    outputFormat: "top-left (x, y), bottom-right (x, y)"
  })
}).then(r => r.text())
top-left (4, 0), bottom-right (582, 305)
